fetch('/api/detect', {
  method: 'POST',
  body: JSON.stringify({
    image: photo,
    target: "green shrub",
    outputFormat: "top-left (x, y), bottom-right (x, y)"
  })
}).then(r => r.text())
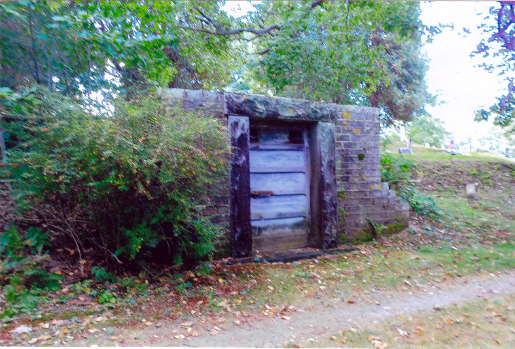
top-left (71, 279), bottom-right (93, 294)
top-left (380, 153), bottom-right (415, 186)
top-left (0, 226), bottom-right (61, 318)
top-left (399, 187), bottom-right (445, 221)
top-left (97, 289), bottom-right (116, 305)
top-left (91, 266), bottom-right (115, 284)
top-left (0, 226), bottom-right (58, 289)
top-left (380, 153), bottom-right (443, 220)
top-left (1, 88), bottom-right (229, 267)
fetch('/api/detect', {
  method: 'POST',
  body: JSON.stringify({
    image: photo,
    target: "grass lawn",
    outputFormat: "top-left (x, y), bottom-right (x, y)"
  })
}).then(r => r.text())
top-left (384, 140), bottom-right (514, 163)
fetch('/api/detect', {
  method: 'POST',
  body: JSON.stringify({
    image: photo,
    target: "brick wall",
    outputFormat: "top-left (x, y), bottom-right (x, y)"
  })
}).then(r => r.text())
top-left (163, 88), bottom-right (409, 249)
top-left (335, 105), bottom-right (409, 240)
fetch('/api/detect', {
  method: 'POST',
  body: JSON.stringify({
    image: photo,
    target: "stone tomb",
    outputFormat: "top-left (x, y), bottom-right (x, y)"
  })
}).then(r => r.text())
top-left (165, 89), bottom-right (409, 257)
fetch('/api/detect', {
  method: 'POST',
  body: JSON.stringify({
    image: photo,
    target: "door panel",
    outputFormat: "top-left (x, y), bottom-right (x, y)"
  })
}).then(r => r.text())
top-left (249, 125), bottom-right (310, 252)
top-left (250, 150), bottom-right (306, 172)
top-left (251, 173), bottom-right (307, 195)
top-left (251, 195), bottom-right (308, 220)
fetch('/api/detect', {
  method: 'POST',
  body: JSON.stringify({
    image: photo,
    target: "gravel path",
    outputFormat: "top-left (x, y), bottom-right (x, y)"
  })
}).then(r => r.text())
top-left (111, 271), bottom-right (515, 347)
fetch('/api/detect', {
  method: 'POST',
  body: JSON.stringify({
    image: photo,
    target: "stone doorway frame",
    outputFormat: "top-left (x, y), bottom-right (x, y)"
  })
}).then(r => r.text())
top-left (226, 94), bottom-right (338, 257)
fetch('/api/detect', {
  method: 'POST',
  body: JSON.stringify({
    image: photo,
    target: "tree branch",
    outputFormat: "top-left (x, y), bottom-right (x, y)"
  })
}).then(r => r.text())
top-left (187, 0), bottom-right (324, 39)
top-left (191, 6), bottom-right (281, 38)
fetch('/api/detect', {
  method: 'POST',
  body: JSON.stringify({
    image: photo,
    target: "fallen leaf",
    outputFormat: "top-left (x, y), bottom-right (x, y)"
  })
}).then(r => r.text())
top-left (38, 335), bottom-right (52, 341)
top-left (443, 318), bottom-right (454, 325)
top-left (281, 315), bottom-right (291, 320)
top-left (11, 325), bottom-right (32, 333)
top-left (88, 329), bottom-right (98, 333)
top-left (397, 328), bottom-right (408, 336)
top-left (144, 322), bottom-right (153, 326)
top-left (347, 300), bottom-right (355, 304)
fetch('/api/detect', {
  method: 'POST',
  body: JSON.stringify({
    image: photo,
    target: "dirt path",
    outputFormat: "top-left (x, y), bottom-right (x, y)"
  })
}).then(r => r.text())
top-left (96, 271), bottom-right (515, 347)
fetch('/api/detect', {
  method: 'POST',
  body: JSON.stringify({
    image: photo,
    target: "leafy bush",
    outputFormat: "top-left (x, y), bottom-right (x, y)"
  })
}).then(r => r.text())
top-left (380, 153), bottom-right (443, 220)
top-left (97, 289), bottom-right (117, 305)
top-left (71, 279), bottom-right (93, 294)
top-left (400, 187), bottom-right (445, 221)
top-left (91, 266), bottom-right (115, 283)
top-left (380, 153), bottom-right (414, 186)
top-left (3, 285), bottom-right (40, 318)
top-left (1, 88), bottom-right (229, 267)
top-left (0, 226), bottom-right (61, 318)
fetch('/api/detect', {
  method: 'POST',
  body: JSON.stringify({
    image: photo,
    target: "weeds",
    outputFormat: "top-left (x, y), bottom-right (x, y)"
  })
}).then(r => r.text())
top-left (0, 226), bottom-right (62, 318)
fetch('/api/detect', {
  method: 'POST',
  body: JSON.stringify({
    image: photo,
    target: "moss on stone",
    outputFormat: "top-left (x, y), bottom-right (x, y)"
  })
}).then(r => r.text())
top-left (337, 191), bottom-right (350, 200)
top-left (337, 208), bottom-right (347, 228)
top-left (338, 227), bottom-right (374, 245)
top-left (338, 222), bottom-right (408, 245)
top-left (383, 222), bottom-right (408, 237)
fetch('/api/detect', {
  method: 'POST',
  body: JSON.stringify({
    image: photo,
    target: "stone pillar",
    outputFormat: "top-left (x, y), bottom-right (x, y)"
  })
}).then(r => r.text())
top-left (316, 122), bottom-right (338, 248)
top-left (228, 115), bottom-right (252, 257)
top-left (335, 106), bottom-right (409, 241)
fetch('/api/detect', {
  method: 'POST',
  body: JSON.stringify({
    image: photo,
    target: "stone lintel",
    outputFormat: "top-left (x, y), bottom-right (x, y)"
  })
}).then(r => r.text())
top-left (224, 92), bottom-right (336, 122)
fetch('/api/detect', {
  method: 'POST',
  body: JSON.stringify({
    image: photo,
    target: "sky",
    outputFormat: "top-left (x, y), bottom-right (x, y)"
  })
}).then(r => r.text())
top-left (419, 1), bottom-right (506, 142)
top-left (221, 1), bottom-right (508, 142)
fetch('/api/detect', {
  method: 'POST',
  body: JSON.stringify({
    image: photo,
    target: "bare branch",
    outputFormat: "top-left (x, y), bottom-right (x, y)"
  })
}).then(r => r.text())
top-left (259, 48), bottom-right (270, 55)
top-left (182, 1), bottom-right (326, 51)
top-left (310, 0), bottom-right (326, 9)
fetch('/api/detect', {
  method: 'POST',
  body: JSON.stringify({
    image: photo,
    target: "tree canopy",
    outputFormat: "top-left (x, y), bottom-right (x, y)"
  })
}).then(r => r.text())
top-left (1, 0), bottom-right (434, 123)
top-left (0, 1), bottom-right (239, 98)
top-left (248, 1), bottom-right (433, 124)
top-left (474, 1), bottom-right (515, 140)
top-left (407, 115), bottom-right (450, 148)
